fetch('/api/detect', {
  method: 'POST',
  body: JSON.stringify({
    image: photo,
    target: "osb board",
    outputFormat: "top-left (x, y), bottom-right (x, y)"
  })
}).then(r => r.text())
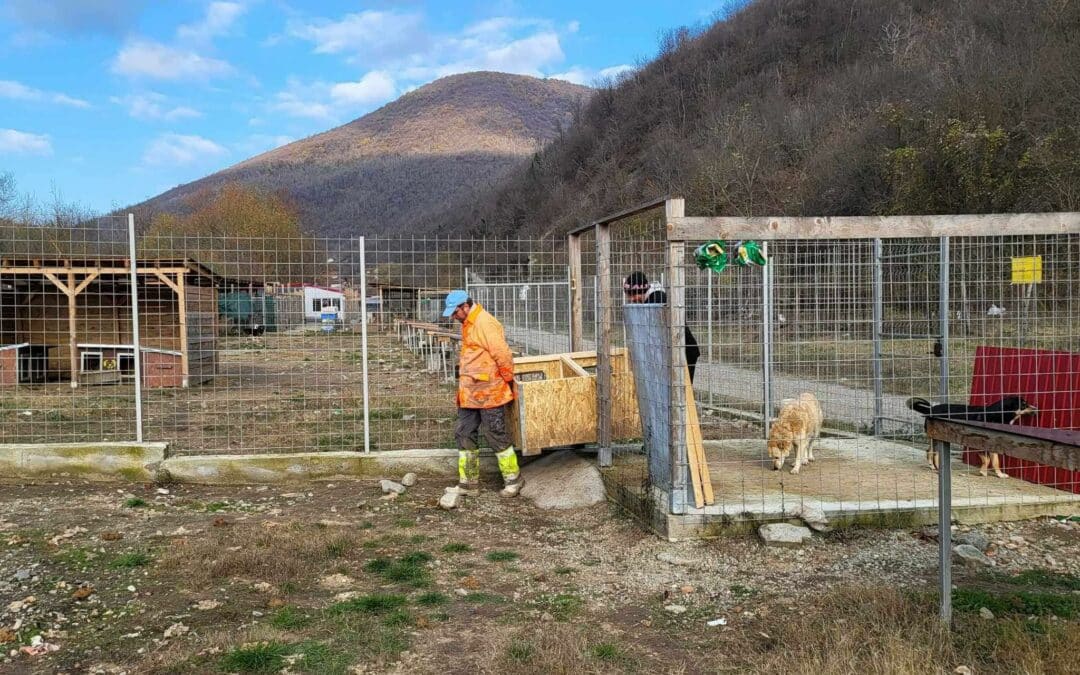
top-left (507, 350), bottom-right (641, 455)
top-left (509, 377), bottom-right (598, 453)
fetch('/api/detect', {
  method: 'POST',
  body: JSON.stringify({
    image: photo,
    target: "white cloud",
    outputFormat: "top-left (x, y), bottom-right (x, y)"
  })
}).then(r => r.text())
top-left (111, 92), bottom-right (201, 121)
top-left (547, 68), bottom-right (589, 86)
top-left (289, 10), bottom-right (425, 59)
top-left (177, 1), bottom-right (246, 43)
top-left (112, 40), bottom-right (235, 80)
top-left (0, 80), bottom-right (90, 108)
top-left (272, 83), bottom-right (335, 121)
top-left (329, 71), bottom-right (396, 107)
top-left (142, 133), bottom-right (227, 165)
top-left (567, 20), bottom-right (580, 33)
top-left (0, 128), bottom-right (52, 155)
top-left (598, 64), bottom-right (635, 80)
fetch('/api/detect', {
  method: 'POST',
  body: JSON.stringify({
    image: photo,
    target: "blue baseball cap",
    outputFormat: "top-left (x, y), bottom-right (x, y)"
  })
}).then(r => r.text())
top-left (442, 289), bottom-right (470, 317)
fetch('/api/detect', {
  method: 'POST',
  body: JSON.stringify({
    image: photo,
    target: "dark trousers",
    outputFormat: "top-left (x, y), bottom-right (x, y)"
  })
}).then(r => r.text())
top-left (455, 404), bottom-right (513, 451)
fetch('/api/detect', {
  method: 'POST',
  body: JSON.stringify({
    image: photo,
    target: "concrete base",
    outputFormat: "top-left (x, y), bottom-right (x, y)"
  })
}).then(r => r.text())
top-left (158, 448), bottom-right (498, 485)
top-left (0, 442), bottom-right (166, 482)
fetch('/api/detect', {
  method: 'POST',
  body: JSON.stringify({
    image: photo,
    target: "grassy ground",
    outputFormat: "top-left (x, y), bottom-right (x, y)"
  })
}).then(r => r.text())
top-left (1, 479), bottom-right (1077, 674)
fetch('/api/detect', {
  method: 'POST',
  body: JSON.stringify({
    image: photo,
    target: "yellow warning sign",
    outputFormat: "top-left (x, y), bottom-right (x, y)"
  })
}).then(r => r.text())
top-left (1011, 256), bottom-right (1042, 284)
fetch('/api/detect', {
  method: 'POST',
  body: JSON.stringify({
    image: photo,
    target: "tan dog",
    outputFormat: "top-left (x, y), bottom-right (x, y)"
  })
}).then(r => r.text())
top-left (767, 393), bottom-right (824, 474)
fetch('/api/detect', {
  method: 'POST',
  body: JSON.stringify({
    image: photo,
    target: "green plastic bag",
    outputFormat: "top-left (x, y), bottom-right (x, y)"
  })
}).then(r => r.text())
top-left (694, 241), bottom-right (728, 273)
top-left (734, 240), bottom-right (767, 267)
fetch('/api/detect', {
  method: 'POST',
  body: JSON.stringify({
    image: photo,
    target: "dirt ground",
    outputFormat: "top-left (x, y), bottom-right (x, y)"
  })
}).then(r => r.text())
top-left (1, 476), bottom-right (1078, 674)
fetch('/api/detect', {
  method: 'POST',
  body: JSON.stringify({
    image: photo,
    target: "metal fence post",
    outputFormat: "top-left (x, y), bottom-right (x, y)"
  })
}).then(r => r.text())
top-left (937, 438), bottom-right (953, 626)
top-left (939, 237), bottom-right (950, 400)
top-left (872, 238), bottom-right (884, 436)
top-left (127, 214), bottom-right (144, 443)
top-left (360, 236), bottom-right (371, 454)
top-left (762, 241), bottom-right (773, 439)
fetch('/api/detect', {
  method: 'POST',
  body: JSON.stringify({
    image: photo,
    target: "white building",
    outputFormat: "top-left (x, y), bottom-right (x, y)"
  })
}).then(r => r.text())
top-left (301, 284), bottom-right (345, 322)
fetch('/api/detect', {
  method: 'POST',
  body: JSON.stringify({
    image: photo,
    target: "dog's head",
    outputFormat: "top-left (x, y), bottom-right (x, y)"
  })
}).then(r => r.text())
top-left (1003, 396), bottom-right (1038, 424)
top-left (767, 421), bottom-right (795, 470)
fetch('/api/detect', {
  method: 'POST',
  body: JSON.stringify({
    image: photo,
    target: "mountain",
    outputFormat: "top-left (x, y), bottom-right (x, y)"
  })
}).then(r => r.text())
top-left (429, 0), bottom-right (1080, 237)
top-left (131, 72), bottom-right (592, 237)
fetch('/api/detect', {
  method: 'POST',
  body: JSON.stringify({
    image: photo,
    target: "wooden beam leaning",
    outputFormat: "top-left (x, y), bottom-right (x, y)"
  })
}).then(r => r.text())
top-left (925, 418), bottom-right (1080, 472)
top-left (667, 212), bottom-right (1080, 241)
top-left (568, 233), bottom-right (583, 352)
top-left (177, 273), bottom-right (189, 388)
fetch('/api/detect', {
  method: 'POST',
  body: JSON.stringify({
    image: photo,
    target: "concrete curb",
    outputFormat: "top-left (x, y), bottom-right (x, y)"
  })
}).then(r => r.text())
top-left (159, 448), bottom-right (497, 485)
top-left (0, 442), bottom-right (166, 482)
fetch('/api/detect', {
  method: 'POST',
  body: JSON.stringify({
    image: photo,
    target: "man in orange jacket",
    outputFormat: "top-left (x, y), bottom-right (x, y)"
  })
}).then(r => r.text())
top-left (442, 290), bottom-right (523, 498)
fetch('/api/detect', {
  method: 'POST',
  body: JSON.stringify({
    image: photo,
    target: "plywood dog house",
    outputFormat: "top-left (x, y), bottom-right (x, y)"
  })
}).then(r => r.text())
top-left (507, 350), bottom-right (641, 455)
top-left (0, 257), bottom-right (219, 388)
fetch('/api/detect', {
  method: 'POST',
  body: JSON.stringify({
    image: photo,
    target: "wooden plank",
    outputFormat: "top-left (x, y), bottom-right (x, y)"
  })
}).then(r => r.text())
top-left (683, 375), bottom-right (705, 509)
top-left (683, 369), bottom-right (713, 505)
top-left (151, 271), bottom-right (180, 294)
top-left (72, 271), bottom-right (100, 296)
top-left (559, 354), bottom-right (589, 378)
top-left (596, 222), bottom-right (613, 465)
top-left (667, 213), bottom-right (1080, 242)
top-left (926, 418), bottom-right (1080, 471)
top-left (177, 273), bottom-right (189, 388)
top-left (66, 270), bottom-right (78, 387)
top-left (568, 233), bottom-right (583, 351)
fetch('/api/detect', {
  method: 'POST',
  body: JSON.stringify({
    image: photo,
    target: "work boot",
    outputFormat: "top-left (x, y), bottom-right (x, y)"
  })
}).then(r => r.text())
top-left (499, 475), bottom-right (524, 498)
top-left (446, 482), bottom-right (479, 497)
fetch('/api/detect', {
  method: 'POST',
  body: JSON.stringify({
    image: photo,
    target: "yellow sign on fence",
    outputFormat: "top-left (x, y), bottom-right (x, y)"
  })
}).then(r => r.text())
top-left (1011, 255), bottom-right (1043, 285)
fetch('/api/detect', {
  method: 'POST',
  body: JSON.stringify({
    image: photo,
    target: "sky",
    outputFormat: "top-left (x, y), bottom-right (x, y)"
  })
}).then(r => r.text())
top-left (0, 0), bottom-right (736, 214)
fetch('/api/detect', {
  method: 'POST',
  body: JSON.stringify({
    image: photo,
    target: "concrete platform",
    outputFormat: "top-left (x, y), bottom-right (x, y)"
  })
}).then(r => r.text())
top-left (605, 437), bottom-right (1080, 540)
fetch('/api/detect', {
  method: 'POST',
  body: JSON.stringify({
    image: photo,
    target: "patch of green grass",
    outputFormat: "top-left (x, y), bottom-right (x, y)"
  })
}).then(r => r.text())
top-left (415, 591), bottom-right (449, 606)
top-left (205, 501), bottom-right (229, 512)
top-left (359, 521), bottom-right (375, 529)
top-left (381, 609), bottom-right (413, 627)
top-left (464, 592), bottom-right (504, 604)
top-left (111, 551), bottom-right (152, 569)
top-left (953, 588), bottom-right (1079, 618)
top-left (325, 536), bottom-right (354, 559)
top-left (219, 641), bottom-right (290, 673)
top-left (507, 640), bottom-right (534, 663)
top-left (730, 583), bottom-right (757, 598)
top-left (590, 642), bottom-right (623, 661)
top-left (45, 410), bottom-right (71, 422)
top-left (123, 497), bottom-right (148, 508)
top-left (270, 606), bottom-right (310, 630)
top-left (486, 550), bottom-right (518, 563)
top-left (429, 610), bottom-right (451, 622)
top-left (409, 534), bottom-right (429, 544)
top-left (328, 593), bottom-right (408, 615)
top-left (441, 542), bottom-right (471, 553)
top-left (364, 554), bottom-right (431, 586)
top-left (279, 581), bottom-right (300, 595)
top-left (553, 566), bottom-right (575, 576)
top-left (54, 546), bottom-right (96, 568)
top-left (540, 593), bottom-right (583, 620)
top-left (394, 518), bottom-right (416, 528)
top-left (293, 641), bottom-right (350, 674)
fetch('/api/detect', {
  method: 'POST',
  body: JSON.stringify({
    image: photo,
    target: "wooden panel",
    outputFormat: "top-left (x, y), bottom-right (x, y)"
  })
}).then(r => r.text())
top-left (668, 213), bottom-right (1080, 242)
top-left (927, 418), bottom-right (1079, 472)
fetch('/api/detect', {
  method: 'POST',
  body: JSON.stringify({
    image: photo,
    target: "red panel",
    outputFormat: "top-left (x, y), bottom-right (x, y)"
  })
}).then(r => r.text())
top-left (964, 346), bottom-right (1080, 493)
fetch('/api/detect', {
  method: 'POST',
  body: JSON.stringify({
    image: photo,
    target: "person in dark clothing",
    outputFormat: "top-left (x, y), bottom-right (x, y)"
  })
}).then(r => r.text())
top-left (623, 271), bottom-right (701, 383)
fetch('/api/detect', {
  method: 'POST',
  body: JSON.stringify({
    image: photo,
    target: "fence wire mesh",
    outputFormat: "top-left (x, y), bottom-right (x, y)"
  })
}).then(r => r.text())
top-left (1, 217), bottom-right (1077, 529)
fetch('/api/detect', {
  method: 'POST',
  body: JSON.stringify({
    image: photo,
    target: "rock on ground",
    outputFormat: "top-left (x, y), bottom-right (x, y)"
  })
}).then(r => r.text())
top-left (401, 472), bottom-right (417, 487)
top-left (439, 491), bottom-right (462, 509)
top-left (380, 480), bottom-right (406, 494)
top-left (955, 531), bottom-right (990, 552)
top-left (953, 544), bottom-right (994, 567)
top-left (758, 523), bottom-right (813, 547)
top-left (518, 450), bottom-right (605, 510)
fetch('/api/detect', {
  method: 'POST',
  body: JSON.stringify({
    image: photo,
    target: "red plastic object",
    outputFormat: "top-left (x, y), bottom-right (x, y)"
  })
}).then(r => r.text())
top-left (964, 346), bottom-right (1080, 493)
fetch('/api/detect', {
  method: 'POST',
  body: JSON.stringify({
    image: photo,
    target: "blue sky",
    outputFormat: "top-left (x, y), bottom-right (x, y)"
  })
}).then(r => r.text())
top-left (0, 1), bottom-right (735, 214)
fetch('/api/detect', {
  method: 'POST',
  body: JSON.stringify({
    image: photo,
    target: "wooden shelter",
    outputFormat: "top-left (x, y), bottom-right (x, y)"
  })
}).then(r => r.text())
top-left (0, 257), bottom-right (219, 387)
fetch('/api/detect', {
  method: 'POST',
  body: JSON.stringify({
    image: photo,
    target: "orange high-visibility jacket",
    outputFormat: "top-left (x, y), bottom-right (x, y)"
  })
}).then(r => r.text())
top-left (457, 304), bottom-right (515, 409)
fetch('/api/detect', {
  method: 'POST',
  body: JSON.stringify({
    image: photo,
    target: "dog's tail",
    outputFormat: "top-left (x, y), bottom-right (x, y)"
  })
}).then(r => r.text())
top-left (906, 397), bottom-right (933, 415)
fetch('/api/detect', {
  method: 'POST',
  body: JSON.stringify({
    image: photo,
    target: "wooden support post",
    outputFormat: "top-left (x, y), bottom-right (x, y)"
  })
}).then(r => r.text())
top-left (596, 223), bottom-right (612, 467)
top-left (667, 197), bottom-right (688, 514)
top-left (568, 233), bottom-right (583, 352)
top-left (177, 273), bottom-right (189, 388)
top-left (66, 270), bottom-right (78, 388)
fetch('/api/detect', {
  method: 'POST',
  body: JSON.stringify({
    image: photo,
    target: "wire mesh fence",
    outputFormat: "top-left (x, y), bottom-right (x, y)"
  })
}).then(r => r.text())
top-left (1, 215), bottom-right (1078, 530)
